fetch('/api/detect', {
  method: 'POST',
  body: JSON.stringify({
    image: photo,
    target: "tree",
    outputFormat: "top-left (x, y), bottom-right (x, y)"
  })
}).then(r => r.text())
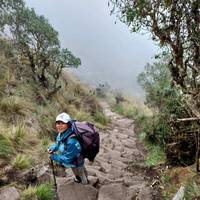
top-left (109, 0), bottom-right (200, 118)
top-left (0, 0), bottom-right (24, 32)
top-left (0, 0), bottom-right (81, 91)
top-left (47, 47), bottom-right (81, 93)
top-left (8, 6), bottom-right (60, 86)
top-left (138, 57), bottom-right (196, 165)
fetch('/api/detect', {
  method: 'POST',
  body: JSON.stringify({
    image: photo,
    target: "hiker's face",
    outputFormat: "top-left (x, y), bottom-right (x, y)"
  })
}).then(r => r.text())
top-left (55, 121), bottom-right (69, 133)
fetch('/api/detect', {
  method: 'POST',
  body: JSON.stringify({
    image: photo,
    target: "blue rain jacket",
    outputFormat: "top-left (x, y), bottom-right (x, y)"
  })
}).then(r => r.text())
top-left (48, 127), bottom-right (84, 168)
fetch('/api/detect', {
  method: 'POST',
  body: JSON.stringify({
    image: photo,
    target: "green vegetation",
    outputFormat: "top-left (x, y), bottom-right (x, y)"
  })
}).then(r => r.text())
top-left (1, 0), bottom-right (80, 93)
top-left (137, 57), bottom-right (197, 166)
top-left (93, 111), bottom-right (111, 127)
top-left (184, 180), bottom-right (200, 200)
top-left (114, 102), bottom-right (138, 119)
top-left (21, 186), bottom-right (37, 200)
top-left (0, 0), bottom-right (110, 197)
top-left (159, 165), bottom-right (200, 200)
top-left (36, 184), bottom-right (54, 200)
top-left (0, 133), bottom-right (14, 159)
top-left (0, 96), bottom-right (32, 116)
top-left (144, 142), bottom-right (165, 167)
top-left (12, 154), bottom-right (33, 170)
top-left (109, 0), bottom-right (200, 121)
top-left (21, 184), bottom-right (54, 200)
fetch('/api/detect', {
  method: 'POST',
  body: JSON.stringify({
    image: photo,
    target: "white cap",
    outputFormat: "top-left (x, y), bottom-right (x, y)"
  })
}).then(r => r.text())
top-left (56, 112), bottom-right (71, 123)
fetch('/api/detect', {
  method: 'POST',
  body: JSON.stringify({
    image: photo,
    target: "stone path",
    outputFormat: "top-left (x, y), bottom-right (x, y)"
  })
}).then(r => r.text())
top-left (56, 102), bottom-right (158, 200)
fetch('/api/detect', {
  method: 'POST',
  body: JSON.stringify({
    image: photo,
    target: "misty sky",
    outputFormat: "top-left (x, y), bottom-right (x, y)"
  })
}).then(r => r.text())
top-left (25, 0), bottom-right (158, 97)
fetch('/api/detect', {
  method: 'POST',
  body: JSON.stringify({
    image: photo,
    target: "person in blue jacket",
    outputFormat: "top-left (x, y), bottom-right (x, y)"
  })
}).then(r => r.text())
top-left (48, 112), bottom-right (88, 184)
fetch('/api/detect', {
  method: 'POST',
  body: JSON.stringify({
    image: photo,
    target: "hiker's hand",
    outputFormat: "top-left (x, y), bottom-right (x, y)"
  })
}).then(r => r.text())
top-left (48, 151), bottom-right (53, 159)
top-left (48, 149), bottom-right (53, 154)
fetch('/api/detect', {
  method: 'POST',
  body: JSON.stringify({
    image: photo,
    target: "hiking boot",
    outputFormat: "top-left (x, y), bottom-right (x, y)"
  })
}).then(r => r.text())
top-left (74, 175), bottom-right (81, 183)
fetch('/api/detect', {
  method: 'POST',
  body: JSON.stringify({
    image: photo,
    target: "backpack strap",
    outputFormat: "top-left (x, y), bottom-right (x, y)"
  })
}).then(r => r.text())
top-left (61, 132), bottom-right (77, 145)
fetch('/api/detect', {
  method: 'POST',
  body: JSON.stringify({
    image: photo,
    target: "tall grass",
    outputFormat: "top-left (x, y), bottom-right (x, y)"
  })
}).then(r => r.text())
top-left (113, 102), bottom-right (138, 119)
top-left (9, 125), bottom-right (35, 150)
top-left (10, 125), bottom-right (27, 147)
top-left (0, 96), bottom-right (32, 116)
top-left (21, 186), bottom-right (37, 200)
top-left (112, 101), bottom-right (151, 121)
top-left (184, 181), bottom-right (200, 200)
top-left (0, 133), bottom-right (14, 159)
top-left (145, 142), bottom-right (166, 167)
top-left (36, 184), bottom-right (54, 200)
top-left (38, 110), bottom-right (55, 138)
top-left (0, 67), bottom-right (16, 97)
top-left (21, 184), bottom-right (54, 200)
top-left (139, 132), bottom-right (166, 166)
top-left (12, 154), bottom-right (33, 170)
top-left (93, 111), bottom-right (111, 126)
top-left (74, 110), bottom-right (93, 122)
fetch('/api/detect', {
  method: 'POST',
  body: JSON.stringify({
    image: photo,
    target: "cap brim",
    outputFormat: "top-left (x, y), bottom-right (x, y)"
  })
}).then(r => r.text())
top-left (55, 120), bottom-right (69, 123)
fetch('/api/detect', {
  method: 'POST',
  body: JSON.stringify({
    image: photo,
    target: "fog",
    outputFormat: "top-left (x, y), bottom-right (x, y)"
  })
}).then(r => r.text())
top-left (25, 0), bottom-right (158, 97)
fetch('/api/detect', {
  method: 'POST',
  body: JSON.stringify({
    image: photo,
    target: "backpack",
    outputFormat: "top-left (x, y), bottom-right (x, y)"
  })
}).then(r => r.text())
top-left (70, 121), bottom-right (100, 162)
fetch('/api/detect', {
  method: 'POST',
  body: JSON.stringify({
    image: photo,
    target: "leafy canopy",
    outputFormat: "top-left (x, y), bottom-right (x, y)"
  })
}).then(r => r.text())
top-left (109, 0), bottom-right (200, 117)
top-left (0, 0), bottom-right (81, 92)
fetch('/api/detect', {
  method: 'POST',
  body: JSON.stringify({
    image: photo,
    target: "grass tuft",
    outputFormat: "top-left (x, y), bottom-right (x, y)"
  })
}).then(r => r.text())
top-left (21, 186), bottom-right (37, 200)
top-left (36, 183), bottom-right (54, 200)
top-left (0, 133), bottom-right (14, 159)
top-left (21, 184), bottom-right (55, 200)
top-left (41, 136), bottom-right (52, 153)
top-left (184, 180), bottom-right (200, 200)
top-left (145, 142), bottom-right (166, 167)
top-left (0, 96), bottom-right (32, 116)
top-left (93, 111), bottom-right (111, 126)
top-left (74, 110), bottom-right (93, 122)
top-left (12, 154), bottom-right (33, 170)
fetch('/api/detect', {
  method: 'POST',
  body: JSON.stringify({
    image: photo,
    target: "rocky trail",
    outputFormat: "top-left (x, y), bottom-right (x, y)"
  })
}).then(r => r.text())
top-left (56, 102), bottom-right (160, 200)
top-left (0, 102), bottom-right (160, 200)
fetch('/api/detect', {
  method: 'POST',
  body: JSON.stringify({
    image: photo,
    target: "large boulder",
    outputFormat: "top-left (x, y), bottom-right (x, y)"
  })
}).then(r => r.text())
top-left (57, 177), bottom-right (98, 200)
top-left (0, 187), bottom-right (20, 200)
top-left (98, 183), bottom-right (128, 200)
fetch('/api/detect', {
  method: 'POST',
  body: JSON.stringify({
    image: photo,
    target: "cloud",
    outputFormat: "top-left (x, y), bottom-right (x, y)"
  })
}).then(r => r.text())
top-left (25, 0), bottom-right (157, 97)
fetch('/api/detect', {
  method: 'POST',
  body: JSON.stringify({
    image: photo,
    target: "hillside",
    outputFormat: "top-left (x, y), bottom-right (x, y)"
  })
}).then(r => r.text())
top-left (0, 41), bottom-right (160, 199)
top-left (0, 38), bottom-right (110, 191)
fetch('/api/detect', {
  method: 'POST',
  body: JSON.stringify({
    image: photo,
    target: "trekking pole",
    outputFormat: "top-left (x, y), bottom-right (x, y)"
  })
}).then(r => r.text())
top-left (50, 158), bottom-right (57, 191)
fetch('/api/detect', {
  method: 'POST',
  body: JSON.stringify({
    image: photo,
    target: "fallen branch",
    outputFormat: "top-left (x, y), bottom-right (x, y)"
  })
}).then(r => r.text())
top-left (177, 117), bottom-right (200, 122)
top-left (172, 186), bottom-right (185, 200)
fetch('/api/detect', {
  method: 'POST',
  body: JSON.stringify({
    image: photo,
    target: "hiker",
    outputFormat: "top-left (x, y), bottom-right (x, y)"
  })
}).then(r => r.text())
top-left (48, 112), bottom-right (89, 184)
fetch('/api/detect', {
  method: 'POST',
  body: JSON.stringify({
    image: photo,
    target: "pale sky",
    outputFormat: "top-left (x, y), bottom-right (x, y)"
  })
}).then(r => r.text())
top-left (25, 0), bottom-right (158, 97)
